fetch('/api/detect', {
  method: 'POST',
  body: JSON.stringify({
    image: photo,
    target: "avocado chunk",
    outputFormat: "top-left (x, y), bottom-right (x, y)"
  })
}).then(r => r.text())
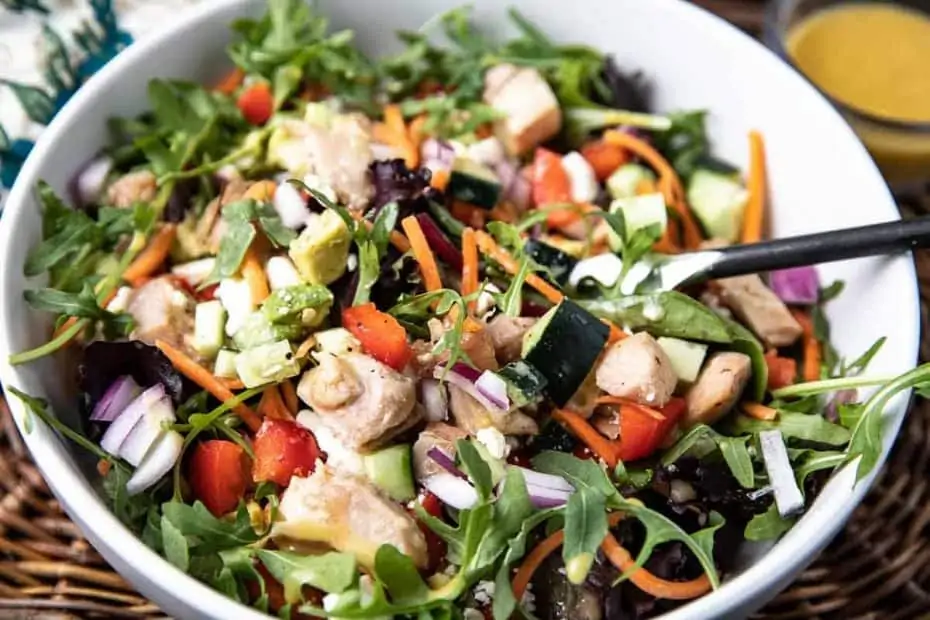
top-left (232, 311), bottom-right (305, 350)
top-left (687, 168), bottom-right (749, 242)
top-left (234, 340), bottom-right (300, 388)
top-left (289, 209), bottom-right (351, 285)
top-left (607, 163), bottom-right (656, 200)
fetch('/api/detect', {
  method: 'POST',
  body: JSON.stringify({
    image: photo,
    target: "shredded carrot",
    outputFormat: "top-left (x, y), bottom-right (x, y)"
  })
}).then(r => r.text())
top-left (244, 180), bottom-right (277, 202)
top-left (384, 104), bottom-right (406, 136)
top-left (791, 309), bottom-right (821, 382)
top-left (430, 169), bottom-right (450, 192)
top-left (215, 67), bottom-right (244, 95)
top-left (636, 178), bottom-right (659, 195)
top-left (461, 228), bottom-right (479, 313)
top-left (295, 334), bottom-right (317, 359)
top-left (377, 105), bottom-right (419, 169)
top-left (451, 200), bottom-right (486, 229)
top-left (602, 533), bottom-right (711, 600)
top-left (603, 130), bottom-right (703, 249)
top-left (281, 379), bottom-right (299, 416)
top-left (217, 377), bottom-right (245, 391)
top-left (372, 123), bottom-right (399, 145)
top-left (408, 115), bottom-right (427, 152)
top-left (258, 385), bottom-right (292, 421)
top-left (742, 402), bottom-right (778, 421)
top-left (154, 339), bottom-right (262, 432)
top-left (96, 459), bottom-right (111, 477)
top-left (595, 396), bottom-right (667, 422)
top-left (241, 247), bottom-right (270, 304)
top-left (512, 529), bottom-right (564, 600)
top-left (123, 224), bottom-right (178, 287)
top-left (351, 212), bottom-right (411, 253)
top-left (474, 231), bottom-right (562, 304)
top-left (742, 131), bottom-right (767, 244)
top-left (605, 320), bottom-right (628, 344)
top-left (552, 409), bottom-right (619, 468)
top-left (402, 215), bottom-right (443, 292)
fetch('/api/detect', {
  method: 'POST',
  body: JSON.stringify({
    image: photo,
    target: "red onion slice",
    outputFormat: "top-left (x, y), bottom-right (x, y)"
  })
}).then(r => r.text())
top-left (769, 266), bottom-right (819, 305)
top-left (435, 364), bottom-right (505, 413)
top-left (759, 430), bottom-right (804, 517)
top-left (513, 466), bottom-right (575, 493)
top-left (525, 482), bottom-right (573, 508)
top-left (73, 154), bottom-right (113, 207)
top-left (428, 446), bottom-right (467, 480)
top-left (99, 384), bottom-right (167, 456)
top-left (423, 473), bottom-right (478, 510)
top-left (420, 379), bottom-right (448, 422)
top-left (415, 213), bottom-right (463, 271)
top-left (126, 430), bottom-right (183, 495)
top-left (421, 138), bottom-right (457, 170)
top-left (475, 371), bottom-right (509, 411)
top-left (91, 376), bottom-right (142, 422)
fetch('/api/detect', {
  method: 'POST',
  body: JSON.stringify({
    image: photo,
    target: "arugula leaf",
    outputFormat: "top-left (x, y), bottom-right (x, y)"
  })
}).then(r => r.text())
top-left (744, 504), bottom-right (794, 541)
top-left (692, 511), bottom-right (726, 561)
top-left (457, 439), bottom-right (493, 500)
top-left (257, 549), bottom-right (357, 602)
top-left (354, 202), bottom-right (398, 306)
top-left (24, 284), bottom-right (134, 339)
top-left (651, 110), bottom-right (712, 179)
top-left (161, 513), bottom-right (191, 571)
top-left (531, 450), bottom-right (615, 495)
top-left (496, 256), bottom-right (532, 317)
top-left (562, 487), bottom-right (607, 584)
top-left (812, 280), bottom-right (844, 377)
top-left (579, 291), bottom-right (733, 343)
top-left (662, 424), bottom-right (755, 489)
top-left (216, 547), bottom-right (268, 609)
top-left (791, 449), bottom-right (846, 489)
top-left (728, 412), bottom-right (851, 447)
top-left (389, 289), bottom-right (471, 371)
top-left (161, 501), bottom-right (260, 552)
top-left (771, 374), bottom-right (893, 400)
top-left (842, 337), bottom-right (886, 377)
top-left (373, 545), bottom-right (429, 605)
top-left (838, 402), bottom-right (864, 429)
top-left (563, 107), bottom-right (670, 147)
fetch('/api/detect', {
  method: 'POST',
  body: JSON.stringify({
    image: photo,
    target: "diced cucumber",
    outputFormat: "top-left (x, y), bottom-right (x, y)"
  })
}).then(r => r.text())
top-left (496, 360), bottom-right (548, 408)
top-left (607, 163), bottom-right (656, 199)
top-left (234, 340), bottom-right (300, 388)
top-left (687, 168), bottom-right (750, 242)
top-left (193, 301), bottom-right (227, 359)
top-left (656, 337), bottom-right (708, 384)
top-left (524, 240), bottom-right (578, 286)
top-left (447, 157), bottom-right (502, 209)
top-left (522, 300), bottom-right (609, 406)
top-left (607, 193), bottom-right (668, 252)
top-left (214, 349), bottom-right (239, 379)
top-left (363, 444), bottom-right (416, 502)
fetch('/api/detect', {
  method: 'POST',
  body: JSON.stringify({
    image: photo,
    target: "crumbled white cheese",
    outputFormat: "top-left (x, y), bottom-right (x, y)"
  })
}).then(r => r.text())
top-left (171, 258), bottom-right (216, 288)
top-left (521, 583), bottom-right (536, 614)
top-left (561, 151), bottom-right (598, 203)
top-left (216, 277), bottom-right (255, 337)
top-left (106, 287), bottom-right (134, 314)
top-left (265, 255), bottom-right (303, 291)
top-left (473, 580), bottom-right (496, 606)
top-left (347, 253), bottom-right (358, 273)
top-left (476, 427), bottom-right (509, 460)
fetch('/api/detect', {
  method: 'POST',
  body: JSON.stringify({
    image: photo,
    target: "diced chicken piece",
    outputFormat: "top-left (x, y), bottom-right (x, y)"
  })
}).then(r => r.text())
top-left (297, 353), bottom-right (420, 451)
top-left (296, 409), bottom-right (365, 476)
top-left (595, 332), bottom-right (677, 407)
top-left (448, 385), bottom-right (538, 436)
top-left (483, 64), bottom-right (562, 156)
top-left (683, 352), bottom-right (752, 428)
top-left (126, 277), bottom-right (194, 352)
top-left (715, 274), bottom-right (803, 347)
top-left (486, 315), bottom-right (537, 365)
top-left (412, 423), bottom-right (469, 482)
top-left (276, 464), bottom-right (428, 569)
top-left (428, 318), bottom-right (499, 371)
top-left (105, 170), bottom-right (157, 208)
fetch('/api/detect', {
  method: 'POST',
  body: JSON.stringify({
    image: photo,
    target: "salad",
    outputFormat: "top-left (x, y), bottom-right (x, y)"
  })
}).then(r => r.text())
top-left (6, 2), bottom-right (928, 618)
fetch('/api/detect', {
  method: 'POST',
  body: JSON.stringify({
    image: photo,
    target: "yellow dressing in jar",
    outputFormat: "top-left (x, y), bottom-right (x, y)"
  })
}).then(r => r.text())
top-left (785, 3), bottom-right (930, 183)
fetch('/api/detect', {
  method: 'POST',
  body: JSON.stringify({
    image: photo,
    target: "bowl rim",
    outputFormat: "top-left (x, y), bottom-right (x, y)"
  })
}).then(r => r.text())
top-left (0, 0), bottom-right (919, 619)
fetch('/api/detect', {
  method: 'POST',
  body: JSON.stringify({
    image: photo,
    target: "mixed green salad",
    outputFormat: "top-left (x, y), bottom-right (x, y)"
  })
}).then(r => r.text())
top-left (7, 2), bottom-right (927, 618)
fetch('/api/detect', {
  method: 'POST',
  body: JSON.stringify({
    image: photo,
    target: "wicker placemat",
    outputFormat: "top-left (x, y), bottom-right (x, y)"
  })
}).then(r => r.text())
top-left (1, 1), bottom-right (927, 619)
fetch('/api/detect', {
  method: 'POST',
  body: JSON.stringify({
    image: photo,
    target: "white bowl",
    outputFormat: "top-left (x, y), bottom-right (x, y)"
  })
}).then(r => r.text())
top-left (0, 0), bottom-right (919, 618)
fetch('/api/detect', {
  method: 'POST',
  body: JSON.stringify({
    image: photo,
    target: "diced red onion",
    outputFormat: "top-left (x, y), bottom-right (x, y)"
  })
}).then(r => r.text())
top-left (825, 388), bottom-right (857, 422)
top-left (475, 370), bottom-right (509, 411)
top-left (759, 430), bottom-right (804, 517)
top-left (769, 266), bottom-right (820, 305)
top-left (423, 473), bottom-right (478, 510)
top-left (91, 376), bottom-right (142, 422)
top-left (73, 154), bottom-right (113, 207)
top-left (428, 446), bottom-right (467, 480)
top-left (421, 138), bottom-right (456, 172)
top-left (434, 363), bottom-right (506, 413)
top-left (420, 379), bottom-right (448, 422)
top-left (415, 213), bottom-right (463, 271)
top-left (513, 466), bottom-right (575, 493)
top-left (118, 396), bottom-right (176, 467)
top-left (99, 384), bottom-right (166, 456)
top-left (526, 484), bottom-right (572, 508)
top-left (126, 430), bottom-right (183, 495)
top-left (495, 159), bottom-right (531, 211)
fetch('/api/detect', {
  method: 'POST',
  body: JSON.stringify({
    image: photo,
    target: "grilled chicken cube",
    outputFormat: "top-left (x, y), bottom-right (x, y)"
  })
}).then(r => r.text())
top-left (428, 318), bottom-right (499, 371)
top-left (715, 274), bottom-right (803, 347)
top-left (412, 423), bottom-right (469, 482)
top-left (126, 276), bottom-right (195, 352)
top-left (297, 353), bottom-right (420, 451)
top-left (595, 332), bottom-right (677, 407)
top-left (483, 64), bottom-right (562, 155)
top-left (105, 170), bottom-right (157, 208)
top-left (486, 315), bottom-right (537, 365)
top-left (275, 464), bottom-right (428, 569)
top-left (448, 385), bottom-right (538, 436)
top-left (683, 352), bottom-right (752, 428)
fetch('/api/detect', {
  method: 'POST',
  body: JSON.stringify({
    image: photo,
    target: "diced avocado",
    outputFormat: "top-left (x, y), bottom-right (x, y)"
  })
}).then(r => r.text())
top-left (470, 437), bottom-right (507, 486)
top-left (314, 328), bottom-right (361, 358)
top-left (687, 168), bottom-right (750, 242)
top-left (232, 311), bottom-right (305, 350)
top-left (522, 300), bottom-right (610, 407)
top-left (193, 300), bottom-right (227, 359)
top-left (171, 213), bottom-right (210, 262)
top-left (214, 349), bottom-right (239, 379)
top-left (607, 193), bottom-right (668, 252)
top-left (234, 340), bottom-right (300, 388)
top-left (496, 360), bottom-right (548, 408)
top-left (289, 209), bottom-right (351, 285)
top-left (363, 444), bottom-right (416, 502)
top-left (447, 157), bottom-right (502, 209)
top-left (607, 163), bottom-right (656, 200)
top-left (524, 240), bottom-right (578, 286)
top-left (262, 284), bottom-right (334, 324)
top-left (656, 337), bottom-right (708, 384)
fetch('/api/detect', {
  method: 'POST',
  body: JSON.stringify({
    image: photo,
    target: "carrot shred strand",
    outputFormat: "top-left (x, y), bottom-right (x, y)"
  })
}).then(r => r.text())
top-left (552, 408), bottom-right (619, 468)
top-left (123, 224), bottom-right (178, 287)
top-left (401, 215), bottom-right (443, 292)
top-left (791, 309), bottom-right (821, 382)
top-left (742, 402), bottom-right (778, 421)
top-left (742, 130), bottom-right (766, 244)
top-left (461, 227), bottom-right (479, 312)
top-left (601, 533), bottom-right (712, 600)
top-left (512, 529), bottom-right (564, 600)
top-left (281, 379), bottom-right (300, 416)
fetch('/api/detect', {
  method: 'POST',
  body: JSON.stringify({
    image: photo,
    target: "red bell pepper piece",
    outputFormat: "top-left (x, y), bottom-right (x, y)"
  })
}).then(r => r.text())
top-left (187, 440), bottom-right (250, 516)
top-left (252, 419), bottom-right (321, 487)
top-left (580, 140), bottom-right (629, 181)
top-left (765, 349), bottom-right (798, 390)
top-left (615, 397), bottom-right (686, 462)
top-left (532, 148), bottom-right (579, 228)
top-left (342, 303), bottom-right (413, 371)
top-left (237, 82), bottom-right (274, 126)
